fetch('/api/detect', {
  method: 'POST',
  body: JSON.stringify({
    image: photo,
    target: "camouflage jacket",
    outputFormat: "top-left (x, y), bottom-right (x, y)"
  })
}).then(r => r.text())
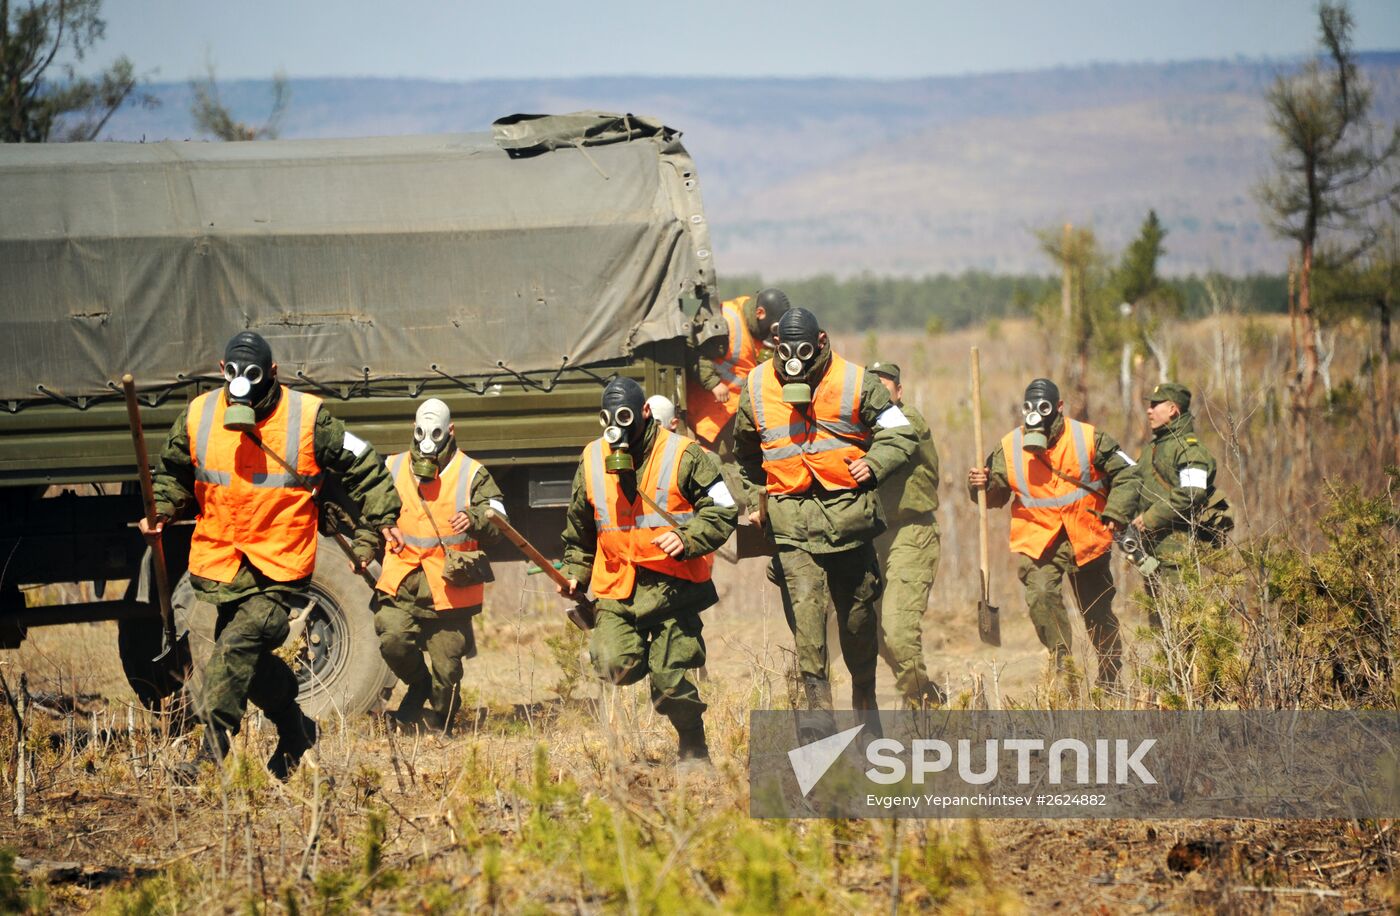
top-left (1130, 411), bottom-right (1218, 538)
top-left (968, 415), bottom-right (1138, 526)
top-left (879, 403), bottom-right (940, 523)
top-left (152, 386), bottom-right (401, 603)
top-left (733, 349), bottom-right (918, 553)
top-left (561, 421), bottom-right (737, 623)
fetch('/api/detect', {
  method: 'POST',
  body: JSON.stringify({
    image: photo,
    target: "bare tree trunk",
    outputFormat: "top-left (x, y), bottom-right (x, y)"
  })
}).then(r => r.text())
top-left (1060, 223), bottom-right (1073, 383)
top-left (1120, 341), bottom-right (1133, 431)
top-left (1298, 242), bottom-right (1321, 410)
top-left (1381, 294), bottom-right (1395, 464)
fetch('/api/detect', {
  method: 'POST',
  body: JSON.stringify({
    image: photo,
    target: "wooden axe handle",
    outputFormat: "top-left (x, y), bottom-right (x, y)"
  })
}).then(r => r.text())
top-left (484, 508), bottom-right (573, 592)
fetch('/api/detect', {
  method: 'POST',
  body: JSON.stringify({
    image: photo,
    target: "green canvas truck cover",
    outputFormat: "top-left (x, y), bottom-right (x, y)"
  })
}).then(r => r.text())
top-left (0, 112), bottom-right (715, 405)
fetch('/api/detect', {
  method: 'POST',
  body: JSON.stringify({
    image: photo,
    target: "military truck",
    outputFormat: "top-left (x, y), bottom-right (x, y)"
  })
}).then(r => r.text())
top-left (0, 112), bottom-right (718, 718)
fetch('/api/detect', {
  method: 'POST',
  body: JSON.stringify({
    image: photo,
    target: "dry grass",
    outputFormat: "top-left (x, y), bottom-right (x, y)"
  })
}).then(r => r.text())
top-left (0, 314), bottom-right (1397, 912)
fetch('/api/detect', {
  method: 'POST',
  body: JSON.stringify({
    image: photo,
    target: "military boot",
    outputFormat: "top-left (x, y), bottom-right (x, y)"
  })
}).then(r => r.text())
top-left (171, 725), bottom-right (229, 785)
top-left (676, 721), bottom-right (711, 770)
top-left (389, 678), bottom-right (431, 731)
top-left (910, 679), bottom-right (947, 710)
top-left (851, 681), bottom-right (882, 740)
top-left (266, 706), bottom-right (318, 782)
top-left (798, 675), bottom-right (837, 745)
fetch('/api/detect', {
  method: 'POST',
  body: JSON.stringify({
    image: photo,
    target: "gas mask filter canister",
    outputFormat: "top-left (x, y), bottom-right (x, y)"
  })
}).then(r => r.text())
top-left (412, 398), bottom-right (453, 481)
top-left (221, 331), bottom-right (275, 432)
top-left (599, 377), bottom-right (647, 474)
top-left (1020, 378), bottom-right (1061, 453)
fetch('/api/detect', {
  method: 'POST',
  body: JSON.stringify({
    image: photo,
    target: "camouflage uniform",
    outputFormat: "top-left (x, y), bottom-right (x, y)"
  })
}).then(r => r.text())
top-left (152, 389), bottom-right (400, 748)
top-left (561, 422), bottom-right (737, 735)
top-left (375, 460), bottom-right (504, 729)
top-left (1127, 383), bottom-right (1225, 623)
top-left (871, 393), bottom-right (941, 705)
top-left (734, 348), bottom-right (918, 710)
top-left (972, 416), bottom-right (1136, 682)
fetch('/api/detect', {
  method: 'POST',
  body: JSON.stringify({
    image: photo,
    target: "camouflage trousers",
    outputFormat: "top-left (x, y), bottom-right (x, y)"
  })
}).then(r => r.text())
top-left (590, 608), bottom-right (706, 732)
top-left (771, 541), bottom-right (882, 694)
top-left (874, 515), bottom-right (940, 702)
top-left (375, 570), bottom-right (478, 722)
top-left (201, 590), bottom-right (302, 739)
top-left (1017, 534), bottom-right (1121, 684)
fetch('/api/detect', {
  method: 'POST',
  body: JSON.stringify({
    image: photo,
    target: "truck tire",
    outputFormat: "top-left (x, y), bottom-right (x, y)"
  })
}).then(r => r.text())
top-left (172, 536), bottom-right (397, 722)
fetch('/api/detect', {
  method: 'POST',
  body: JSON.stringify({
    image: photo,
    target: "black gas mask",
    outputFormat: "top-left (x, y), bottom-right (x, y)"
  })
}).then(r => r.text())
top-left (774, 307), bottom-right (822, 404)
top-left (411, 397), bottom-right (456, 481)
top-left (221, 331), bottom-right (276, 432)
top-left (752, 287), bottom-right (791, 359)
top-left (1021, 378), bottom-right (1061, 453)
top-left (599, 377), bottom-right (647, 473)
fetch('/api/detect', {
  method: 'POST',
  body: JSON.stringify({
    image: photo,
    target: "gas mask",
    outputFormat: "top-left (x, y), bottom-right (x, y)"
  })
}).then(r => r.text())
top-left (221, 331), bottom-right (276, 432)
top-left (1021, 378), bottom-right (1061, 453)
top-left (752, 287), bottom-right (791, 358)
top-left (599, 377), bottom-right (646, 473)
top-left (411, 398), bottom-right (455, 481)
top-left (774, 307), bottom-right (822, 405)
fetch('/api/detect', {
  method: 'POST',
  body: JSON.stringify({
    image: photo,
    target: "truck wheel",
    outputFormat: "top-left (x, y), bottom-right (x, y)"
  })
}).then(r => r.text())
top-left (172, 537), bottom-right (397, 722)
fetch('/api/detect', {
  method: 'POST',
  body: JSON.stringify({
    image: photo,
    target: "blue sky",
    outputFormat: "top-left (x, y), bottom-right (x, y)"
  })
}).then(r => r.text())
top-left (85, 0), bottom-right (1400, 82)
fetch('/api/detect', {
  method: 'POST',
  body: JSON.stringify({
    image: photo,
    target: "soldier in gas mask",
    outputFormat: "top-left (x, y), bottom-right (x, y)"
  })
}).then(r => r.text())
top-left (558, 377), bottom-right (737, 766)
top-left (733, 308), bottom-right (917, 722)
top-left (374, 398), bottom-right (506, 733)
top-left (141, 331), bottom-right (402, 780)
top-left (966, 378), bottom-right (1137, 686)
top-left (686, 287), bottom-right (791, 449)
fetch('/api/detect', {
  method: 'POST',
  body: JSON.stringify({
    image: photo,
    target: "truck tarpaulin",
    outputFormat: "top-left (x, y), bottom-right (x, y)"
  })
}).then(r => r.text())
top-left (0, 112), bottom-right (715, 404)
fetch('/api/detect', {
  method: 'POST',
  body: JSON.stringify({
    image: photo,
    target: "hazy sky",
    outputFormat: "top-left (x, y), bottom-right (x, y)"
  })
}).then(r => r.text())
top-left (84, 0), bottom-right (1400, 83)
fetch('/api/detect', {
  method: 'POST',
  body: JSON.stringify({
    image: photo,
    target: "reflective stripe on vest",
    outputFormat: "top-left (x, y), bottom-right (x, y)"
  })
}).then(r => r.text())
top-left (1005, 422), bottom-right (1104, 508)
top-left (186, 386), bottom-right (324, 583)
top-left (685, 297), bottom-right (756, 444)
top-left (376, 449), bottom-right (486, 611)
top-left (581, 427), bottom-right (713, 599)
top-left (1002, 418), bottom-right (1112, 566)
top-left (746, 355), bottom-right (871, 493)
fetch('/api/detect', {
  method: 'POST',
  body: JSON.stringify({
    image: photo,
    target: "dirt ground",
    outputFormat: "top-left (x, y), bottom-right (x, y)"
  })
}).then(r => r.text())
top-left (0, 319), bottom-right (1396, 911)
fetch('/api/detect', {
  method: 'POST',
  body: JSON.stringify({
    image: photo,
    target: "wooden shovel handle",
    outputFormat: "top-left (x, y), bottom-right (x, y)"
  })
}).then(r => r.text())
top-left (971, 349), bottom-right (991, 600)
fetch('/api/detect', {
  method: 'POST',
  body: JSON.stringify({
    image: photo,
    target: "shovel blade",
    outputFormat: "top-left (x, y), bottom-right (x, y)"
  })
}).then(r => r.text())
top-left (977, 600), bottom-right (1001, 647)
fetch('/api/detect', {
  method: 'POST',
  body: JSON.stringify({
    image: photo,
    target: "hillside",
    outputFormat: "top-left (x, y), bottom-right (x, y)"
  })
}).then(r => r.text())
top-left (98, 55), bottom-right (1400, 276)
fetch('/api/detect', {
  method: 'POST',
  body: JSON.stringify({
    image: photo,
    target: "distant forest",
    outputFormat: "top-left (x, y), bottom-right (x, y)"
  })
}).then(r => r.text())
top-left (716, 272), bottom-right (1289, 332)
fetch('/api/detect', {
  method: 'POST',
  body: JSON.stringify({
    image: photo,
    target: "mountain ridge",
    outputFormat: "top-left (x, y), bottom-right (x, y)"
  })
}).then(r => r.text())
top-left (98, 54), bottom-right (1400, 276)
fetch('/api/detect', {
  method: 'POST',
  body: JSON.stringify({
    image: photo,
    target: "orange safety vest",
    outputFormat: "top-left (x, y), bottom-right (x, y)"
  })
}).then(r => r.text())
top-left (1001, 419), bottom-right (1112, 566)
top-left (376, 451), bottom-right (486, 611)
top-left (685, 296), bottom-right (756, 443)
top-left (745, 353), bottom-right (872, 495)
top-left (187, 386), bottom-right (323, 583)
top-left (581, 426), bottom-right (713, 600)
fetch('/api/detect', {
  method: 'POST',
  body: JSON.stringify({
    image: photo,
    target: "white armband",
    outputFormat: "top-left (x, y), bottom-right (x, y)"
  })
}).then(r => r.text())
top-left (875, 406), bottom-right (909, 429)
top-left (707, 481), bottom-right (736, 508)
top-left (1115, 449), bottom-right (1137, 466)
top-left (1179, 467), bottom-right (1208, 490)
top-left (342, 431), bottom-right (368, 457)
top-left (488, 498), bottom-right (507, 517)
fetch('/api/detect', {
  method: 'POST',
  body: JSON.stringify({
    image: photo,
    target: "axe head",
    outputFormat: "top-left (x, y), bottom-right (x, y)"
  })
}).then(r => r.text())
top-left (977, 599), bottom-right (1001, 647)
top-left (567, 599), bottom-right (597, 632)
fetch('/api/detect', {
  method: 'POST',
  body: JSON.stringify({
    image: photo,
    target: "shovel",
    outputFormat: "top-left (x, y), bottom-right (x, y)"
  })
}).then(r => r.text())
top-left (121, 375), bottom-right (193, 675)
top-left (970, 349), bottom-right (1001, 647)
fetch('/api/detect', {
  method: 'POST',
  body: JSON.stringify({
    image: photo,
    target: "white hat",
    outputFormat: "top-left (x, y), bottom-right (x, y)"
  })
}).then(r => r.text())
top-left (645, 394), bottom-right (677, 430)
